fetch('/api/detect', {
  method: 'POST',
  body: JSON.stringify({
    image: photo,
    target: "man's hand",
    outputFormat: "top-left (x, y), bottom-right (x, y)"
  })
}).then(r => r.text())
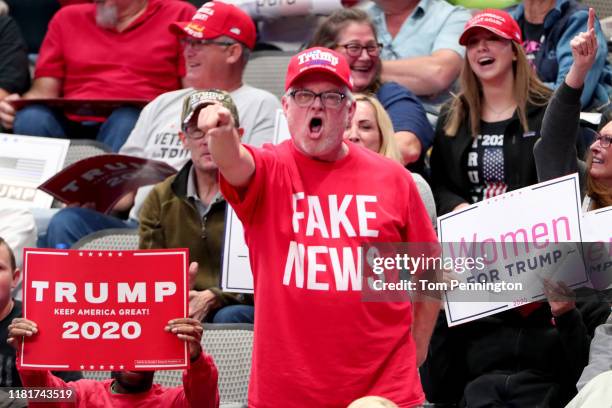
top-left (542, 278), bottom-right (576, 317)
top-left (0, 94), bottom-right (20, 130)
top-left (197, 103), bottom-right (237, 141)
top-left (165, 318), bottom-right (204, 361)
top-left (566, 8), bottom-right (598, 89)
top-left (197, 102), bottom-right (255, 188)
top-left (452, 202), bottom-right (470, 212)
top-left (66, 201), bottom-right (96, 210)
top-left (189, 289), bottom-right (220, 322)
top-left (7, 318), bottom-right (38, 350)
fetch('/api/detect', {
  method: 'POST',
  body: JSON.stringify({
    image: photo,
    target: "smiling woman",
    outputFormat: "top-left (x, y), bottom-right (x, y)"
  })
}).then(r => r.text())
top-left (430, 8), bottom-right (552, 216)
top-left (535, 8), bottom-right (612, 211)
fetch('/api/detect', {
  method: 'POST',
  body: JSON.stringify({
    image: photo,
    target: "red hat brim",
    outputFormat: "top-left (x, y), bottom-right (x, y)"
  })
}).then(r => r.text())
top-left (285, 65), bottom-right (353, 92)
top-left (169, 21), bottom-right (223, 40)
top-left (459, 24), bottom-right (514, 46)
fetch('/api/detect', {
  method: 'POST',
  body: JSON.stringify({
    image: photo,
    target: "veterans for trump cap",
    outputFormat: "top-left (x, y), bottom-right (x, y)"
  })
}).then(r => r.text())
top-left (285, 47), bottom-right (353, 91)
top-left (181, 89), bottom-right (240, 131)
top-left (170, 1), bottom-right (256, 50)
top-left (459, 9), bottom-right (522, 45)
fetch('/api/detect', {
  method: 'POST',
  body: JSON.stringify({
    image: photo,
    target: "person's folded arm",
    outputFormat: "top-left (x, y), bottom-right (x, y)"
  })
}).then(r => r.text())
top-left (381, 50), bottom-right (463, 96)
top-left (23, 77), bottom-right (62, 99)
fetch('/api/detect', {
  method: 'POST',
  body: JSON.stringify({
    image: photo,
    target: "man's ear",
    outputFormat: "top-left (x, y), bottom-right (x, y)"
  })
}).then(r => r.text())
top-left (11, 268), bottom-right (20, 289)
top-left (346, 98), bottom-right (356, 126)
top-left (238, 128), bottom-right (245, 139)
top-left (281, 95), bottom-right (289, 115)
top-left (226, 43), bottom-right (242, 64)
top-left (179, 131), bottom-right (189, 148)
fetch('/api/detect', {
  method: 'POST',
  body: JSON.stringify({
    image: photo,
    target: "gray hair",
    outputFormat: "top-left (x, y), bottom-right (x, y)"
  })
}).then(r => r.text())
top-left (217, 35), bottom-right (251, 67)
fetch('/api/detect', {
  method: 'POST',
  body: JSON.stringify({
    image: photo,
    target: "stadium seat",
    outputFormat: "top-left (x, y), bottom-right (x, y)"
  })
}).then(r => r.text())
top-left (49, 139), bottom-right (111, 208)
top-left (71, 227), bottom-right (139, 250)
top-left (63, 139), bottom-right (111, 168)
top-left (583, 0), bottom-right (612, 19)
top-left (202, 323), bottom-right (253, 406)
top-left (244, 51), bottom-right (294, 100)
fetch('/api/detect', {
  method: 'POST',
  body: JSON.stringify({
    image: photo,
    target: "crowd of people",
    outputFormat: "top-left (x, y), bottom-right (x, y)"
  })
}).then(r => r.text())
top-left (0, 0), bottom-right (612, 407)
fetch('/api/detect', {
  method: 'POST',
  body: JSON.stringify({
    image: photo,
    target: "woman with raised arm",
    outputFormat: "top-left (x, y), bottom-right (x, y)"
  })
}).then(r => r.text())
top-left (536, 14), bottom-right (612, 405)
top-left (535, 8), bottom-right (612, 210)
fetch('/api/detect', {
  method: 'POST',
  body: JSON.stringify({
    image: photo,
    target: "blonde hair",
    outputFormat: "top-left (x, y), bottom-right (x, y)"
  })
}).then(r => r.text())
top-left (444, 41), bottom-right (551, 137)
top-left (347, 396), bottom-right (399, 408)
top-left (354, 93), bottom-right (402, 163)
top-left (586, 153), bottom-right (612, 209)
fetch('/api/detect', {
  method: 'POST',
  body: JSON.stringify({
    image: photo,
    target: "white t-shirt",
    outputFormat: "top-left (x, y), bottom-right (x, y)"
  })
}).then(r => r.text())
top-left (120, 84), bottom-right (281, 221)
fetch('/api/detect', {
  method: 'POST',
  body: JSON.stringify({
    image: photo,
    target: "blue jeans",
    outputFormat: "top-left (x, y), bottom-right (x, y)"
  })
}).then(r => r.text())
top-left (211, 305), bottom-right (254, 324)
top-left (14, 104), bottom-right (140, 152)
top-left (41, 207), bottom-right (137, 248)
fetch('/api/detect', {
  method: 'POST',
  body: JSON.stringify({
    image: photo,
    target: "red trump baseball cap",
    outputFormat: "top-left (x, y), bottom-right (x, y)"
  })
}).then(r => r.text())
top-left (170, 1), bottom-right (256, 50)
top-left (285, 47), bottom-right (353, 91)
top-left (459, 9), bottom-right (522, 45)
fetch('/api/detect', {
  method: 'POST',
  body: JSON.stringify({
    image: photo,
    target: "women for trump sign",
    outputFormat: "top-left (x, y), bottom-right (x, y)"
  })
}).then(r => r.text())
top-left (20, 249), bottom-right (188, 371)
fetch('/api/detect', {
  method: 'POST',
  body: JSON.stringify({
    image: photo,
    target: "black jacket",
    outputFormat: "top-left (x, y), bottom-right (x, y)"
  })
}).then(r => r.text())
top-left (431, 101), bottom-right (547, 216)
top-left (420, 289), bottom-right (611, 407)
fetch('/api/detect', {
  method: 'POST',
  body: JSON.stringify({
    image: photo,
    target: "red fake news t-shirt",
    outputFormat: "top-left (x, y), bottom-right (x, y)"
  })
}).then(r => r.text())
top-left (220, 140), bottom-right (438, 408)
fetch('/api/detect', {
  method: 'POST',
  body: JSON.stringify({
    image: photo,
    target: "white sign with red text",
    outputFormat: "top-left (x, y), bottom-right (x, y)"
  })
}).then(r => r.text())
top-left (581, 205), bottom-right (612, 291)
top-left (438, 174), bottom-right (587, 326)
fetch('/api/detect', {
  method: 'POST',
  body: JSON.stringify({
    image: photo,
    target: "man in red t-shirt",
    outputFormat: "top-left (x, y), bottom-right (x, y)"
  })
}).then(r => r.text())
top-left (191, 46), bottom-right (441, 407)
top-left (0, 0), bottom-right (195, 152)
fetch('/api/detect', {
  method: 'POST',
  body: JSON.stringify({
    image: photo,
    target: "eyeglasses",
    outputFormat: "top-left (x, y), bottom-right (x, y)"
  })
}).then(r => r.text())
top-left (336, 43), bottom-right (382, 57)
top-left (288, 89), bottom-right (347, 109)
top-left (595, 133), bottom-right (612, 148)
top-left (180, 38), bottom-right (236, 50)
top-left (183, 123), bottom-right (205, 139)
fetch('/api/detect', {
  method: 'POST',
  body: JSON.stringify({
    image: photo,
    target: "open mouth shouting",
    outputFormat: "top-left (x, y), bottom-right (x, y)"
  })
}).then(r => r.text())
top-left (309, 117), bottom-right (323, 138)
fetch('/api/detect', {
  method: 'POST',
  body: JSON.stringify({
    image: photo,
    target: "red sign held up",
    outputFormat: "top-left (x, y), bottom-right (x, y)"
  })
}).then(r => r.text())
top-left (20, 248), bottom-right (189, 371)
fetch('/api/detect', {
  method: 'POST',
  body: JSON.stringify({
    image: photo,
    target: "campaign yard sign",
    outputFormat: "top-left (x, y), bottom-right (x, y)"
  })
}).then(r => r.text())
top-left (38, 154), bottom-right (176, 214)
top-left (437, 174), bottom-right (587, 326)
top-left (20, 249), bottom-right (188, 371)
top-left (581, 205), bottom-right (612, 291)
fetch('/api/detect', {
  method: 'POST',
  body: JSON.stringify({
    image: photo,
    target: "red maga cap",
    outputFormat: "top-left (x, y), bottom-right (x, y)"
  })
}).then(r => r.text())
top-left (170, 1), bottom-right (256, 50)
top-left (459, 9), bottom-right (522, 46)
top-left (285, 47), bottom-right (353, 91)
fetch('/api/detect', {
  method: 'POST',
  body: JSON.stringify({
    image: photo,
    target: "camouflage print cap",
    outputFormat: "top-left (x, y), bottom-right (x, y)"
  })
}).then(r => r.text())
top-left (181, 89), bottom-right (240, 132)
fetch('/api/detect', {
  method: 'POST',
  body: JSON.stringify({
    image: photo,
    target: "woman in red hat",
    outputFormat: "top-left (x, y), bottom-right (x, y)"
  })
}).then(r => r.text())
top-left (430, 8), bottom-right (551, 215)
